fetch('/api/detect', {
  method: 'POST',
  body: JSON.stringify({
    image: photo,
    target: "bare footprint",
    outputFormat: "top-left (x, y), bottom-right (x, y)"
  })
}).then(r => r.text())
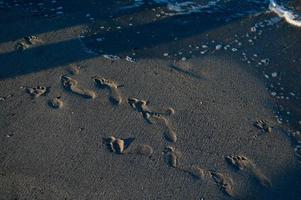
top-left (15, 42), bottom-right (29, 51)
top-left (182, 165), bottom-right (205, 180)
top-left (128, 98), bottom-right (174, 124)
top-left (61, 76), bottom-right (96, 99)
top-left (15, 35), bottom-right (42, 51)
top-left (210, 171), bottom-right (235, 197)
top-left (26, 86), bottom-right (49, 97)
top-left (225, 155), bottom-right (272, 188)
top-left (48, 96), bottom-right (63, 109)
top-left (131, 144), bottom-right (154, 157)
top-left (103, 136), bottom-right (135, 154)
top-left (152, 115), bottom-right (177, 143)
top-left (94, 77), bottom-right (122, 105)
top-left (164, 146), bottom-right (181, 168)
top-left (24, 35), bottom-right (42, 45)
top-left (254, 120), bottom-right (272, 133)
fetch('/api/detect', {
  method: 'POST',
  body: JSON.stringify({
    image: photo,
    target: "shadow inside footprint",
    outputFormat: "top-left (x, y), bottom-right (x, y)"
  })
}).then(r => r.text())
top-left (15, 35), bottom-right (42, 51)
top-left (164, 146), bottom-right (180, 168)
top-left (48, 96), bottom-right (63, 109)
top-left (253, 120), bottom-right (273, 133)
top-left (26, 86), bottom-right (50, 98)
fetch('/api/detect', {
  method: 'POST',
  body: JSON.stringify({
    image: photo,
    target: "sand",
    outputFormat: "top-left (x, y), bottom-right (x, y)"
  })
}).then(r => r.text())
top-left (0, 1), bottom-right (301, 200)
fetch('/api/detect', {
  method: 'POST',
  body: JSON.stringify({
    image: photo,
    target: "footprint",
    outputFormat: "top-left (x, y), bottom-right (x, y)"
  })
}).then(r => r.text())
top-left (15, 42), bottom-right (29, 51)
top-left (132, 144), bottom-right (154, 157)
top-left (225, 155), bottom-right (272, 188)
top-left (61, 76), bottom-right (96, 99)
top-left (15, 35), bottom-right (42, 51)
top-left (182, 165), bottom-right (205, 180)
top-left (128, 98), bottom-right (177, 142)
top-left (210, 171), bottom-right (235, 197)
top-left (48, 96), bottom-right (63, 109)
top-left (103, 136), bottom-right (135, 154)
top-left (128, 98), bottom-right (175, 124)
top-left (152, 115), bottom-right (177, 143)
top-left (23, 35), bottom-right (42, 45)
top-left (254, 120), bottom-right (272, 133)
top-left (94, 77), bottom-right (122, 105)
top-left (26, 86), bottom-right (49, 97)
top-left (164, 146), bottom-right (181, 168)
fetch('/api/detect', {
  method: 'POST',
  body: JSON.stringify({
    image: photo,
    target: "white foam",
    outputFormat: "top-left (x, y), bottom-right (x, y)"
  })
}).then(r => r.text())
top-left (164, 0), bottom-right (221, 15)
top-left (269, 0), bottom-right (301, 27)
top-left (121, 0), bottom-right (221, 15)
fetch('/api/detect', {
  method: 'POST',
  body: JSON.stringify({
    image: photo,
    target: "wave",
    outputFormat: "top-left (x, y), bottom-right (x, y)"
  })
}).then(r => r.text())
top-left (269, 0), bottom-right (301, 27)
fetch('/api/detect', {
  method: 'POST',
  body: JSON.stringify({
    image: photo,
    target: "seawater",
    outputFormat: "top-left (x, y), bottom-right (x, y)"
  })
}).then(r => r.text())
top-left (122, 0), bottom-right (301, 27)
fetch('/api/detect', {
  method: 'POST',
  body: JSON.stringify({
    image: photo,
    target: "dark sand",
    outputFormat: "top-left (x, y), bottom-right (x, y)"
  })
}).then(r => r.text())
top-left (1, 1), bottom-right (301, 200)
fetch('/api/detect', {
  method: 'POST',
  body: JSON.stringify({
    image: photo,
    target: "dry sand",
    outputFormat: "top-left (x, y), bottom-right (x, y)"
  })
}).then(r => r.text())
top-left (0, 1), bottom-right (301, 200)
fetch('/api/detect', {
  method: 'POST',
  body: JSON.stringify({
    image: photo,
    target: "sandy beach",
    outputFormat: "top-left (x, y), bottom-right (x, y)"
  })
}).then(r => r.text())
top-left (1, 0), bottom-right (301, 199)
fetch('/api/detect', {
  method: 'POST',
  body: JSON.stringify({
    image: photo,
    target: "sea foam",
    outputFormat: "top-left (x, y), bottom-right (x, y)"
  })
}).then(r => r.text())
top-left (269, 0), bottom-right (301, 27)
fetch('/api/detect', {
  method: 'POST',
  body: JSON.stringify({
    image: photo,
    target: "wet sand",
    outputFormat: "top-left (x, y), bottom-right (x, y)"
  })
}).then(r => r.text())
top-left (0, 1), bottom-right (301, 200)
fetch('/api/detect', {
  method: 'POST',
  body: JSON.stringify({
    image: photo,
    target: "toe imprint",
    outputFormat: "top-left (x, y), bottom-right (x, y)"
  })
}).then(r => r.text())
top-left (254, 120), bottom-right (272, 133)
top-left (15, 35), bottom-right (41, 51)
top-left (26, 86), bottom-right (49, 97)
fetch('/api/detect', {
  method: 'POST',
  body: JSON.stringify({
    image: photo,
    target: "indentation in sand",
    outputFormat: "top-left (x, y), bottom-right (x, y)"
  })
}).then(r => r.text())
top-left (15, 35), bottom-right (42, 51)
top-left (210, 171), bottom-right (235, 197)
top-left (94, 77), bottom-right (122, 105)
top-left (48, 96), bottom-right (63, 109)
top-left (61, 76), bottom-right (96, 99)
top-left (103, 136), bottom-right (135, 154)
top-left (254, 120), bottom-right (273, 133)
top-left (152, 115), bottom-right (177, 142)
top-left (182, 165), bottom-right (205, 180)
top-left (26, 86), bottom-right (49, 97)
top-left (164, 146), bottom-right (180, 168)
top-left (128, 98), bottom-right (177, 142)
top-left (132, 144), bottom-right (154, 157)
top-left (225, 155), bottom-right (272, 188)
top-left (128, 98), bottom-right (174, 124)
